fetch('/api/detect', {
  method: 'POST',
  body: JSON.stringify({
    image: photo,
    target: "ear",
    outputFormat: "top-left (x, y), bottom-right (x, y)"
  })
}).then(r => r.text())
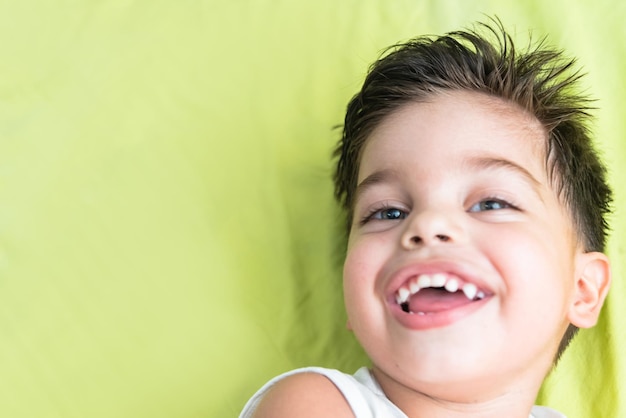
top-left (568, 251), bottom-right (611, 328)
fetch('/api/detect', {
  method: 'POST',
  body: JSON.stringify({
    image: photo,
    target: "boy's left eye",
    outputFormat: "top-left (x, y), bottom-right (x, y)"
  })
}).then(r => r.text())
top-left (468, 199), bottom-right (512, 212)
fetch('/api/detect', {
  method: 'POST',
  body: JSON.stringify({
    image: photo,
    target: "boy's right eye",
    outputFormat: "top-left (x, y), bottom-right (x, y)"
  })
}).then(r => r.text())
top-left (363, 207), bottom-right (408, 224)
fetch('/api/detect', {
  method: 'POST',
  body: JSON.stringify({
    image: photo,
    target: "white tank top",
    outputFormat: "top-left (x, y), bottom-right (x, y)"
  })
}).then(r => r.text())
top-left (240, 367), bottom-right (566, 418)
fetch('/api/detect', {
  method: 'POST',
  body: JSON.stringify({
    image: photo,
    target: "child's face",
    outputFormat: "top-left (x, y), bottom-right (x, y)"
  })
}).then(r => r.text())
top-left (343, 91), bottom-right (586, 399)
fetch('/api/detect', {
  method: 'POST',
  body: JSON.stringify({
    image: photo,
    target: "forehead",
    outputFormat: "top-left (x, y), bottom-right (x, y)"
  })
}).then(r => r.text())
top-left (359, 91), bottom-right (547, 180)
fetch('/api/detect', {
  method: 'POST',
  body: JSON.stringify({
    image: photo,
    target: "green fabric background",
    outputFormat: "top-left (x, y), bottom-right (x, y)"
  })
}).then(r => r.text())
top-left (0, 1), bottom-right (624, 417)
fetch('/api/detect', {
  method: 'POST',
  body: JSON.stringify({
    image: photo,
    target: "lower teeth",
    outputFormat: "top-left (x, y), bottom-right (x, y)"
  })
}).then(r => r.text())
top-left (401, 303), bottom-right (427, 315)
top-left (399, 293), bottom-right (485, 314)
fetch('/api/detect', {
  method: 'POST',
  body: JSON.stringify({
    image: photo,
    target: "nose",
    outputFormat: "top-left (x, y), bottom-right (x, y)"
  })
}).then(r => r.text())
top-left (400, 209), bottom-right (464, 249)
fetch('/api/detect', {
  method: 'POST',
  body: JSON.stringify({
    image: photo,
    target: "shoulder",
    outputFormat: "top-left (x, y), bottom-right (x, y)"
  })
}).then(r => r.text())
top-left (251, 372), bottom-right (354, 418)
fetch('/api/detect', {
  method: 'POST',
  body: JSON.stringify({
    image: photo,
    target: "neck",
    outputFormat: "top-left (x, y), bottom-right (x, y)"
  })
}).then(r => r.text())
top-left (371, 366), bottom-right (545, 418)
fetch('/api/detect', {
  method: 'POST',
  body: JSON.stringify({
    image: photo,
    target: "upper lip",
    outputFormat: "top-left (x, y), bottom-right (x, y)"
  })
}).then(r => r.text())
top-left (384, 258), bottom-right (494, 301)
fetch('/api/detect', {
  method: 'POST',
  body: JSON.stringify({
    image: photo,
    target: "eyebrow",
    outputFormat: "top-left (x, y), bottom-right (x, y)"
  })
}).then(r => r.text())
top-left (465, 156), bottom-right (542, 189)
top-left (354, 156), bottom-right (543, 204)
top-left (354, 169), bottom-right (398, 203)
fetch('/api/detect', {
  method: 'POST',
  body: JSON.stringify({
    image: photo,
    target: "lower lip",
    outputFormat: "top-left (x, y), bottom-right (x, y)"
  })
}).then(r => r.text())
top-left (388, 297), bottom-right (491, 330)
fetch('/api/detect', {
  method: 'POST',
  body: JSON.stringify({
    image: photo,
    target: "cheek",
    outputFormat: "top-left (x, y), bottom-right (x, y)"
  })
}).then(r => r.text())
top-left (342, 246), bottom-right (370, 310)
top-left (482, 219), bottom-right (572, 274)
top-left (343, 232), bottom-right (394, 287)
top-left (477, 237), bottom-right (572, 360)
top-left (342, 237), bottom-right (388, 324)
top-left (482, 225), bottom-right (575, 319)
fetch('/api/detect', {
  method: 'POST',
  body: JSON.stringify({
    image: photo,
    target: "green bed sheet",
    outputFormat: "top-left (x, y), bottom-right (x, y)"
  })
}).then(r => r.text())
top-left (0, 1), bottom-right (624, 417)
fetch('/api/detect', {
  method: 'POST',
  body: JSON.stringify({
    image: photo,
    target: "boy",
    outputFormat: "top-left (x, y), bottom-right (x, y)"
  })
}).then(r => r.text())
top-left (240, 20), bottom-right (612, 418)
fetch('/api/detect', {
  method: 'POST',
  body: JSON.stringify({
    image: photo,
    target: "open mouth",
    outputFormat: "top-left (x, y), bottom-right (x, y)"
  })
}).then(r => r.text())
top-left (394, 273), bottom-right (488, 315)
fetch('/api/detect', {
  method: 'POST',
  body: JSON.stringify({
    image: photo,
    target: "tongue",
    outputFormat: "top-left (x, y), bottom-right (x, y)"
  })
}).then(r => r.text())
top-left (408, 288), bottom-right (472, 313)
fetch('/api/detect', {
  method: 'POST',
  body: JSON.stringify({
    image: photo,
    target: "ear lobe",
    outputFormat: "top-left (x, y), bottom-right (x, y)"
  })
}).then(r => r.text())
top-left (568, 251), bottom-right (611, 328)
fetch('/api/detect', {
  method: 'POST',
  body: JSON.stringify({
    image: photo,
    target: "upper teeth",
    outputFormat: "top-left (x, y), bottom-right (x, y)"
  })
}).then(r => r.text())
top-left (395, 273), bottom-right (486, 305)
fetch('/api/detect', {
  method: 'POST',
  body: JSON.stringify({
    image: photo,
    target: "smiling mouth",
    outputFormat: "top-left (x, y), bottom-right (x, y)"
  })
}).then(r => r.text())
top-left (394, 273), bottom-right (487, 315)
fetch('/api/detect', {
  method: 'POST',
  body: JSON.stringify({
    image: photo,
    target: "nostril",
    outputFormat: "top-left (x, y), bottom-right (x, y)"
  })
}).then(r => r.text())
top-left (404, 233), bottom-right (451, 248)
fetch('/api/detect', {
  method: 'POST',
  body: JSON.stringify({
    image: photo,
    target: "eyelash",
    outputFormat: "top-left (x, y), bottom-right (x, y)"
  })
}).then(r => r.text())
top-left (359, 196), bottom-right (520, 225)
top-left (468, 196), bottom-right (519, 213)
top-left (360, 203), bottom-right (407, 225)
